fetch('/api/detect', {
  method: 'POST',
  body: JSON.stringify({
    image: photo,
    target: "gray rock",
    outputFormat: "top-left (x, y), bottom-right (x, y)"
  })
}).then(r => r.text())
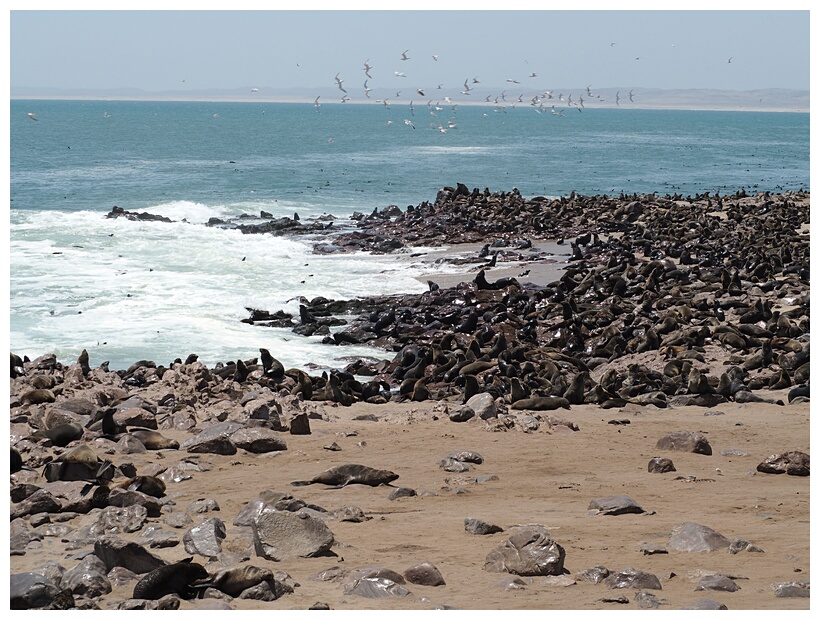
top-left (332, 506), bottom-right (370, 522)
top-left (252, 507), bottom-right (334, 560)
top-left (84, 505), bottom-right (149, 537)
top-left (448, 405), bottom-right (475, 422)
top-left (667, 522), bottom-right (730, 552)
top-left (10, 572), bottom-right (60, 609)
top-left (11, 518), bottom-right (42, 551)
top-left (728, 537), bottom-right (764, 554)
top-left (116, 434), bottom-right (148, 454)
top-left (577, 566), bottom-right (610, 584)
top-left (588, 495), bottom-right (645, 516)
top-left (464, 517), bottom-right (504, 535)
top-left (648, 457), bottom-right (676, 473)
top-left (756, 451), bottom-right (810, 476)
top-left (107, 487), bottom-right (162, 517)
top-left (720, 448), bottom-right (750, 457)
top-left (679, 598), bottom-right (729, 610)
top-left (466, 393), bottom-right (497, 419)
top-left (60, 554), bottom-right (112, 598)
top-left (604, 568), bottom-right (662, 590)
top-left (93, 537), bottom-right (165, 574)
top-left (343, 576), bottom-right (410, 598)
top-left (188, 498), bottom-right (220, 513)
top-left (183, 517), bottom-right (227, 558)
top-left (640, 542), bottom-right (668, 555)
top-left (182, 421), bottom-right (243, 455)
top-left (116, 594), bottom-right (181, 610)
top-left (106, 566), bottom-right (138, 587)
top-left (656, 431), bottom-right (712, 455)
top-left (774, 581), bottom-right (810, 598)
top-left (635, 589), bottom-right (664, 608)
top-left (289, 412), bottom-right (311, 435)
top-left (10, 488), bottom-right (62, 519)
top-left (447, 450), bottom-right (484, 464)
top-left (230, 427), bottom-right (288, 453)
top-left (164, 511), bottom-right (194, 529)
top-left (696, 575), bottom-right (740, 592)
top-left (404, 561), bottom-right (446, 586)
top-left (388, 487), bottom-right (417, 500)
top-left (484, 525), bottom-right (566, 576)
top-left (440, 457), bottom-right (473, 472)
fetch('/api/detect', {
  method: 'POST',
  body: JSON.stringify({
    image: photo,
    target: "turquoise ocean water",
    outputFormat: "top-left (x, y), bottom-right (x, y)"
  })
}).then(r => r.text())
top-left (9, 99), bottom-right (810, 370)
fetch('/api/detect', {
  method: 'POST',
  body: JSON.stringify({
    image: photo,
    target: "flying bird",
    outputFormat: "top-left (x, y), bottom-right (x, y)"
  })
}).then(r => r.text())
top-left (528, 72), bottom-right (537, 78)
top-left (417, 88), bottom-right (425, 97)
top-left (334, 73), bottom-right (347, 93)
top-left (727, 57), bottom-right (733, 63)
top-left (404, 119), bottom-right (415, 129)
top-left (251, 88), bottom-right (259, 92)
top-left (401, 49), bottom-right (410, 61)
top-left (364, 59), bottom-right (373, 78)
top-left (394, 71), bottom-right (406, 78)
top-left (628, 89), bottom-right (634, 102)
top-left (27, 112), bottom-right (38, 121)
top-left (432, 55), bottom-right (439, 61)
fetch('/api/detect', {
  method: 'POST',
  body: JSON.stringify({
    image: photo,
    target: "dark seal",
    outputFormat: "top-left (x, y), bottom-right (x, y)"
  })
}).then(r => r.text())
top-left (291, 463), bottom-right (399, 488)
top-left (132, 558), bottom-right (210, 600)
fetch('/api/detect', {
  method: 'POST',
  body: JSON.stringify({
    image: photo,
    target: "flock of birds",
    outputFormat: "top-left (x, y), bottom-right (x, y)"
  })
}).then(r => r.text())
top-left (302, 49), bottom-right (645, 133)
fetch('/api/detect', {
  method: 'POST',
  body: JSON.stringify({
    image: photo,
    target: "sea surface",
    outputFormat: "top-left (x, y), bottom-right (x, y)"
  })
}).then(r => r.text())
top-left (9, 99), bottom-right (810, 371)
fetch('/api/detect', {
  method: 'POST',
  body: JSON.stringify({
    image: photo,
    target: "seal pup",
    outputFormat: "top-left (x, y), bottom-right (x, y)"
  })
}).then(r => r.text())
top-left (129, 429), bottom-right (180, 450)
top-left (132, 558), bottom-right (210, 600)
top-left (208, 566), bottom-right (275, 597)
top-left (291, 464), bottom-right (399, 488)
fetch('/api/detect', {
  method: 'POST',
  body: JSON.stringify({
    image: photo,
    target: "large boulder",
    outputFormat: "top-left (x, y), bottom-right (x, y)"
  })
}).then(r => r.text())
top-left (484, 525), bottom-right (566, 576)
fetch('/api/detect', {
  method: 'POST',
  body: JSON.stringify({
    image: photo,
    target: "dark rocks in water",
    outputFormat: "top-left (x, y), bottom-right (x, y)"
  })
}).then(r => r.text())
top-left (756, 451), bottom-right (810, 476)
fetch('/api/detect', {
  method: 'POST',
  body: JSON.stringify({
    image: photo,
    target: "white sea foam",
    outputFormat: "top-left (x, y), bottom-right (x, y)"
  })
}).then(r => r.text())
top-left (9, 207), bottom-right (447, 370)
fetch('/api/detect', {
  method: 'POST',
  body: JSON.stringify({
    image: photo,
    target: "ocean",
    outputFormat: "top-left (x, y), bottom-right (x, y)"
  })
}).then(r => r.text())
top-left (9, 99), bottom-right (810, 371)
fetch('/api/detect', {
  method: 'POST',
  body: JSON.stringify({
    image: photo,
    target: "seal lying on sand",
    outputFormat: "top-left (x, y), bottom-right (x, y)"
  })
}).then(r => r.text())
top-left (291, 464), bottom-right (399, 488)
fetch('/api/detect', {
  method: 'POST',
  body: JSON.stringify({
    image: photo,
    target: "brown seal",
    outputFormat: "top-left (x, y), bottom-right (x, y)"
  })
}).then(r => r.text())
top-left (291, 463), bottom-right (399, 488)
top-left (132, 558), bottom-right (210, 600)
top-left (128, 429), bottom-right (180, 450)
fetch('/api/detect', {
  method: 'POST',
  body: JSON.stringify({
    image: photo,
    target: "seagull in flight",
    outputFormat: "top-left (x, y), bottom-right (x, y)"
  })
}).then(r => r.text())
top-left (250, 88), bottom-right (259, 92)
top-left (314, 96), bottom-right (321, 112)
top-left (506, 78), bottom-right (520, 84)
top-left (364, 59), bottom-right (373, 78)
top-left (432, 55), bottom-right (438, 61)
top-left (628, 89), bottom-right (634, 102)
top-left (417, 88), bottom-right (425, 97)
top-left (404, 119), bottom-right (415, 129)
top-left (727, 57), bottom-right (733, 63)
top-left (616, 91), bottom-right (621, 106)
top-left (27, 112), bottom-right (38, 121)
top-left (334, 73), bottom-right (347, 93)
top-left (394, 71), bottom-right (406, 78)
top-left (528, 72), bottom-right (537, 78)
top-left (401, 50), bottom-right (410, 61)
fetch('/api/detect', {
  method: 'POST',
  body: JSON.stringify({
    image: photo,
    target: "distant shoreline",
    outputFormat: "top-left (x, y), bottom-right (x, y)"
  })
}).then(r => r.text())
top-left (10, 95), bottom-right (810, 114)
top-left (10, 87), bottom-right (811, 114)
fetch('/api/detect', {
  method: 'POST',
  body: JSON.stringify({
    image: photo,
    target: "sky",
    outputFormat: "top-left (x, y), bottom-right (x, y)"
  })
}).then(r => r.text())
top-left (7, 5), bottom-right (812, 98)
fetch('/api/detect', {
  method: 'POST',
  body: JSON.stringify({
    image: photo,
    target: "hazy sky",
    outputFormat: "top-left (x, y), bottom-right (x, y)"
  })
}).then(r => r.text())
top-left (7, 6), bottom-right (812, 96)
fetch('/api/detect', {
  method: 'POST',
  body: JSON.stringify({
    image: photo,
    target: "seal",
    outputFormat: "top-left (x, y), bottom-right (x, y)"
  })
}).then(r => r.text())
top-left (112, 475), bottom-right (167, 498)
top-left (132, 558), bottom-right (210, 600)
top-left (291, 463), bottom-right (399, 488)
top-left (209, 565), bottom-right (275, 597)
top-left (129, 429), bottom-right (180, 450)
top-left (510, 396), bottom-right (571, 411)
top-left (31, 422), bottom-right (84, 447)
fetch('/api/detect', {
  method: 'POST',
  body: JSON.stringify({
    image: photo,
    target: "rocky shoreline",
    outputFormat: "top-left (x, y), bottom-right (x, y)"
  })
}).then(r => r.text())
top-left (10, 186), bottom-right (810, 610)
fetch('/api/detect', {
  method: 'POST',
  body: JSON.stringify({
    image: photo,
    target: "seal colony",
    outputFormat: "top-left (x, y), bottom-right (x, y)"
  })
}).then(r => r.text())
top-left (9, 186), bottom-right (810, 610)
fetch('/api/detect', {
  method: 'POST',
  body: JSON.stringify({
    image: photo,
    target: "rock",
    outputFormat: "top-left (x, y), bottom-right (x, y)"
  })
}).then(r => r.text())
top-left (647, 457), bottom-right (676, 473)
top-left (10, 572), bottom-right (61, 609)
top-left (448, 405), bottom-right (475, 422)
top-left (181, 421), bottom-right (243, 455)
top-left (93, 537), bottom-right (165, 574)
top-left (635, 589), bottom-right (664, 608)
top-left (332, 506), bottom-right (370, 522)
top-left (756, 451), bottom-right (810, 476)
top-left (183, 517), bottom-right (227, 558)
top-left (252, 507), bottom-right (334, 561)
top-left (667, 522), bottom-right (730, 552)
top-left (404, 561), bottom-right (446, 586)
top-left (588, 495), bottom-right (645, 516)
top-left (107, 488), bottom-right (162, 517)
top-left (230, 427), bottom-right (288, 453)
top-left (655, 431), bottom-right (712, 455)
top-left (484, 525), bottom-right (566, 576)
top-left (640, 543), bottom-right (668, 555)
top-left (696, 575), bottom-right (740, 592)
top-left (774, 580), bottom-right (810, 597)
top-left (464, 517), bottom-right (504, 535)
top-left (343, 576), bottom-right (410, 598)
top-left (604, 568), bottom-right (662, 590)
top-left (577, 566), bottom-right (610, 584)
top-left (388, 487), bottom-right (417, 500)
top-left (466, 393), bottom-right (497, 420)
top-left (679, 598), bottom-right (729, 610)
top-left (289, 413), bottom-right (311, 435)
top-left (60, 554), bottom-right (112, 598)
